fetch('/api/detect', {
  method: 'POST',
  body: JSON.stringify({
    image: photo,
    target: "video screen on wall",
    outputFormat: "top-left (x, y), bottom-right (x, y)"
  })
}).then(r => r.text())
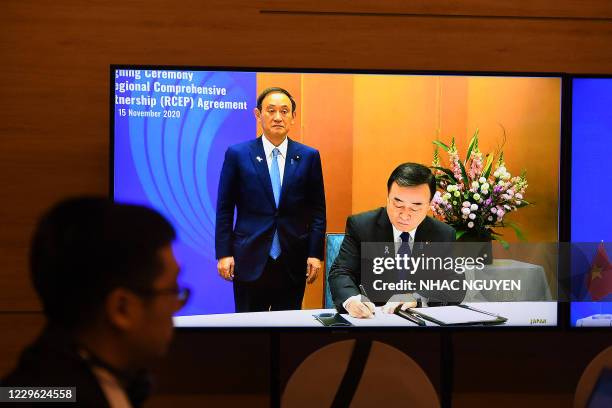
top-left (112, 66), bottom-right (562, 328)
top-left (570, 77), bottom-right (612, 328)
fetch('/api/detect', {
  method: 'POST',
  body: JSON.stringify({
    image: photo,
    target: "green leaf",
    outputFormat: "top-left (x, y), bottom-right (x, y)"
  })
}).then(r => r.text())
top-left (505, 221), bottom-right (527, 241)
top-left (491, 233), bottom-right (510, 249)
top-left (482, 153), bottom-right (495, 179)
top-left (465, 129), bottom-right (479, 163)
top-left (497, 151), bottom-right (505, 167)
top-left (455, 230), bottom-right (468, 240)
top-left (457, 160), bottom-right (469, 186)
top-left (433, 140), bottom-right (450, 152)
top-left (431, 166), bottom-right (459, 184)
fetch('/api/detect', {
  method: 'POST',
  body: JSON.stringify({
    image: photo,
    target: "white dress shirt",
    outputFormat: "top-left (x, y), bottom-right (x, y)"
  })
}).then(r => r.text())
top-left (392, 224), bottom-right (416, 253)
top-left (261, 134), bottom-right (288, 185)
top-left (342, 224), bottom-right (418, 310)
top-left (91, 366), bottom-right (132, 408)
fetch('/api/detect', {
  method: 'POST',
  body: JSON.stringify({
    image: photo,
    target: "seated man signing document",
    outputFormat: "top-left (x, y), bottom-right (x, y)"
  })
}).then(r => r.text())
top-left (328, 163), bottom-right (466, 318)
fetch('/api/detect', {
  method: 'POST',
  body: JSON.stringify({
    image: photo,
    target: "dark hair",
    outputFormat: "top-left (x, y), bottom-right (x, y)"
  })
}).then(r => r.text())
top-left (30, 197), bottom-right (176, 330)
top-left (387, 162), bottom-right (437, 200)
top-left (256, 87), bottom-right (296, 113)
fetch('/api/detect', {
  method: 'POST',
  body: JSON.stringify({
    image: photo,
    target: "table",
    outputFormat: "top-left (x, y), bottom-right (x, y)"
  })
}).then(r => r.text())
top-left (174, 302), bottom-right (558, 328)
top-left (463, 259), bottom-right (553, 302)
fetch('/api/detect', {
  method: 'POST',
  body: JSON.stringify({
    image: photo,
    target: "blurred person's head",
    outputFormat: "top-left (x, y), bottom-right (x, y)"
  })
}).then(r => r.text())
top-left (386, 163), bottom-right (436, 232)
top-left (30, 197), bottom-right (184, 370)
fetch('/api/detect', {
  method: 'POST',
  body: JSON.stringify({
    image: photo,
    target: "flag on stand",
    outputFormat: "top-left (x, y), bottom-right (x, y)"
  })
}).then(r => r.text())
top-left (586, 242), bottom-right (612, 301)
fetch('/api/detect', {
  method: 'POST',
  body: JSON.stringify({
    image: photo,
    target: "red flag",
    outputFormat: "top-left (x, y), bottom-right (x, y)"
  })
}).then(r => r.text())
top-left (587, 242), bottom-right (612, 301)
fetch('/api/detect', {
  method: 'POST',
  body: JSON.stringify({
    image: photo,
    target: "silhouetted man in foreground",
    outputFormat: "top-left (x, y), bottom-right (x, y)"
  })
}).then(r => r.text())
top-left (3, 197), bottom-right (188, 407)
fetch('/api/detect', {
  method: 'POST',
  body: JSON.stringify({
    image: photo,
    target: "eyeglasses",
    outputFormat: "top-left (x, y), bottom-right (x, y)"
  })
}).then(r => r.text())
top-left (132, 285), bottom-right (191, 306)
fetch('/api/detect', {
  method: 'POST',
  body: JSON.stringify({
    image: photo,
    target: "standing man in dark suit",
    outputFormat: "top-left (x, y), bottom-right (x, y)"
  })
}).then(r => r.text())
top-left (329, 163), bottom-right (465, 318)
top-left (215, 87), bottom-right (326, 312)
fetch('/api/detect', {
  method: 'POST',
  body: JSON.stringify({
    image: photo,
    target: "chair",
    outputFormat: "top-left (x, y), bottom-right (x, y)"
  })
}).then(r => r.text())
top-left (282, 340), bottom-right (439, 407)
top-left (324, 233), bottom-right (345, 309)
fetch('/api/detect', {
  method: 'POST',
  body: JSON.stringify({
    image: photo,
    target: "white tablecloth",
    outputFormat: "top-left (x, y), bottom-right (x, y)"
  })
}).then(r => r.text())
top-left (463, 258), bottom-right (552, 302)
top-left (174, 302), bottom-right (557, 328)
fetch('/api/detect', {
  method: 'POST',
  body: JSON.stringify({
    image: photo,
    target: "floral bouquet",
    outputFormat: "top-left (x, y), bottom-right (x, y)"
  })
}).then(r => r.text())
top-left (430, 129), bottom-right (529, 247)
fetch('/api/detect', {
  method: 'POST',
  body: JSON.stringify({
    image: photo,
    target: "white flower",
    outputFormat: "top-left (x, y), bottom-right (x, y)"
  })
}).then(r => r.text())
top-left (491, 207), bottom-right (497, 214)
top-left (454, 191), bottom-right (460, 197)
top-left (516, 199), bottom-right (522, 205)
top-left (468, 221), bottom-right (474, 228)
top-left (499, 166), bottom-right (506, 173)
top-left (461, 207), bottom-right (471, 215)
top-left (481, 183), bottom-right (490, 190)
top-left (515, 193), bottom-right (523, 199)
top-left (481, 189), bottom-right (489, 196)
top-left (504, 204), bottom-right (511, 210)
top-left (493, 171), bottom-right (500, 178)
top-left (472, 181), bottom-right (479, 189)
top-left (443, 193), bottom-right (451, 200)
top-left (462, 201), bottom-right (470, 207)
top-left (469, 213), bottom-right (476, 220)
top-left (473, 193), bottom-right (481, 201)
top-left (502, 173), bottom-right (511, 180)
top-left (488, 216), bottom-right (493, 221)
top-left (470, 203), bottom-right (478, 211)
top-left (452, 201), bottom-right (457, 205)
top-left (479, 177), bottom-right (486, 184)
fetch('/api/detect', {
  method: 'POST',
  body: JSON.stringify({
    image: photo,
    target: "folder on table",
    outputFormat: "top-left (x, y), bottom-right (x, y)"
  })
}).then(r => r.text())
top-left (405, 305), bottom-right (508, 326)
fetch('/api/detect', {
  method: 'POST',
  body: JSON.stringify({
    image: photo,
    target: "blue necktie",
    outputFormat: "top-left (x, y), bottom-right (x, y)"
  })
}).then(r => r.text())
top-left (269, 148), bottom-right (282, 259)
top-left (398, 232), bottom-right (412, 279)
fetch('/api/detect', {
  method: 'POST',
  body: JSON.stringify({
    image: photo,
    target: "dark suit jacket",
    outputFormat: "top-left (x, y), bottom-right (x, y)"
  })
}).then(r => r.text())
top-left (2, 327), bottom-right (150, 408)
top-left (215, 137), bottom-right (326, 283)
top-left (328, 207), bottom-right (465, 312)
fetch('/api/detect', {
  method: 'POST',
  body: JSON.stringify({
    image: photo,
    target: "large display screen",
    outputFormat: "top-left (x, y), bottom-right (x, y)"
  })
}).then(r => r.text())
top-left (111, 66), bottom-right (561, 328)
top-left (570, 78), bottom-right (612, 327)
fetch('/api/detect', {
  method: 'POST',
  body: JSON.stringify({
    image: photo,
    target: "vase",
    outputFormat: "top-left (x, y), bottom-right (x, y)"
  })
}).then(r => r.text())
top-left (457, 231), bottom-right (493, 265)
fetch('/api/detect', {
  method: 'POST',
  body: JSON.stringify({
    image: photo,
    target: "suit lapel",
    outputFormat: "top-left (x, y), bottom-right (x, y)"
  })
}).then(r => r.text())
top-left (375, 208), bottom-right (395, 242)
top-left (414, 217), bottom-right (433, 255)
top-left (249, 138), bottom-right (276, 208)
top-left (279, 138), bottom-right (301, 206)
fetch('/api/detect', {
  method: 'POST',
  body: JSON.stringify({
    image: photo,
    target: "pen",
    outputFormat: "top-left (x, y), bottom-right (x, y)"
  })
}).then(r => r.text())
top-left (407, 311), bottom-right (426, 326)
top-left (358, 284), bottom-right (375, 315)
top-left (396, 308), bottom-right (426, 326)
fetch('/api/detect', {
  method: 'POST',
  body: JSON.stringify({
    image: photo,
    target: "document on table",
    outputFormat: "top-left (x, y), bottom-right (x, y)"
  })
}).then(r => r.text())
top-left (409, 305), bottom-right (507, 326)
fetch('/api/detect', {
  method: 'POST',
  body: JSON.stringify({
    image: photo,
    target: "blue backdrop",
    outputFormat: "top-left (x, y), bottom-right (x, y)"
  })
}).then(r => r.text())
top-left (113, 69), bottom-right (256, 315)
top-left (570, 78), bottom-right (612, 325)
